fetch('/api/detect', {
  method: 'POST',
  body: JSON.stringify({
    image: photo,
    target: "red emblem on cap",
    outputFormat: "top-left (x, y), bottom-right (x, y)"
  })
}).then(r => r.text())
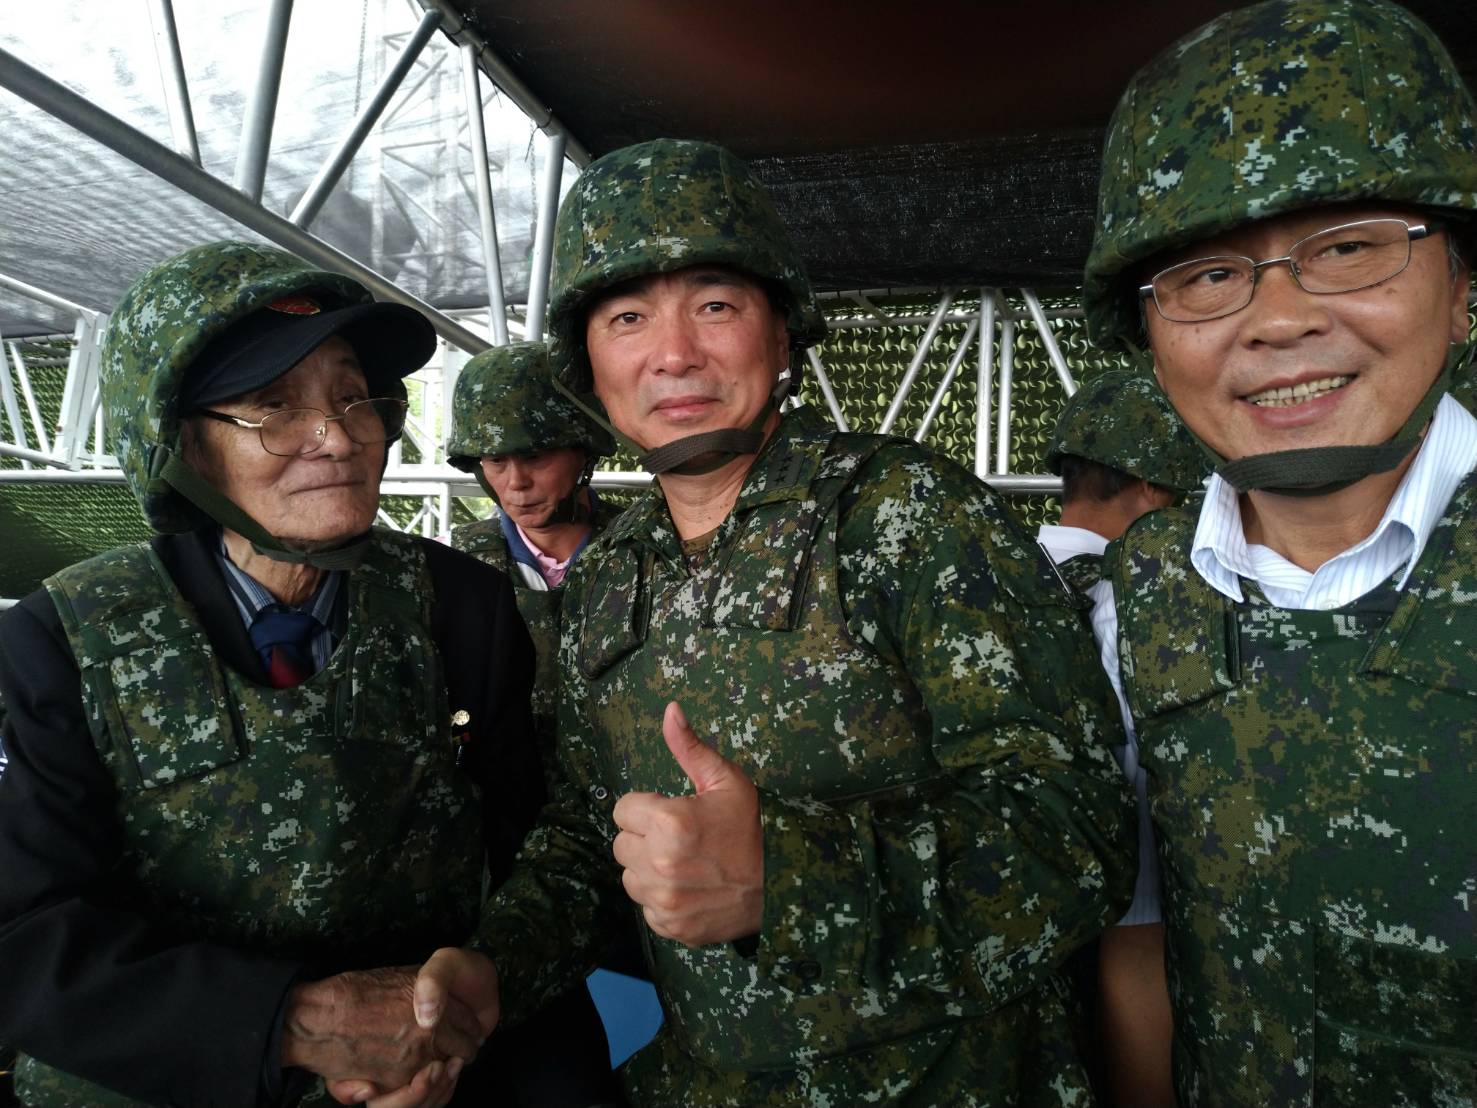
top-left (267, 296), bottom-right (322, 315)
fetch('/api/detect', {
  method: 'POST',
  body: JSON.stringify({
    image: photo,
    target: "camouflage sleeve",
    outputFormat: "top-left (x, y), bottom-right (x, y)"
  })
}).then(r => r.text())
top-left (467, 554), bottom-right (627, 1028)
top-left (755, 446), bottom-right (1137, 1003)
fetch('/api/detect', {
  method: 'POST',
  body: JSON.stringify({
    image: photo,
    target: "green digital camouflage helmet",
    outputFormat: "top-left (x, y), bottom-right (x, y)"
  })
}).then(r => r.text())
top-left (102, 240), bottom-right (430, 535)
top-left (1083, 0), bottom-right (1477, 348)
top-left (546, 139), bottom-right (827, 398)
top-left (1044, 370), bottom-right (1210, 494)
top-left (446, 341), bottom-right (614, 483)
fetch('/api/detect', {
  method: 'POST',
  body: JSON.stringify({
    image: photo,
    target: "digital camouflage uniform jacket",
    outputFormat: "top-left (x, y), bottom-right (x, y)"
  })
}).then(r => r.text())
top-left (1109, 477), bottom-right (1477, 1107)
top-left (474, 405), bottom-right (1137, 1106)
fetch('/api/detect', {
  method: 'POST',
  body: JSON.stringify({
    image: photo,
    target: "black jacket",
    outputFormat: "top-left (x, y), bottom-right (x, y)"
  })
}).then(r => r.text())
top-left (0, 529), bottom-right (615, 1107)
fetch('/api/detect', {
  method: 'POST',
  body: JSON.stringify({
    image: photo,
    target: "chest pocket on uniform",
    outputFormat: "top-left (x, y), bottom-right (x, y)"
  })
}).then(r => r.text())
top-left (578, 547), bottom-right (650, 680)
top-left (85, 608), bottom-right (241, 791)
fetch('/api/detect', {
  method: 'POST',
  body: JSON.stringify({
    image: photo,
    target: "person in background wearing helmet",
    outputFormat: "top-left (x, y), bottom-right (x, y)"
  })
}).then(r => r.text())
top-left (446, 340), bottom-right (619, 771)
top-left (395, 138), bottom-right (1138, 1106)
top-left (1036, 370), bottom-right (1208, 1108)
top-left (0, 242), bottom-right (615, 1108)
top-left (1082, 1), bottom-right (1477, 1103)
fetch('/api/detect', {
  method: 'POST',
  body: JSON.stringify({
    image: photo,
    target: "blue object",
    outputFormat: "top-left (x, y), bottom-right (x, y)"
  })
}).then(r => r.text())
top-left (586, 968), bottom-right (664, 1068)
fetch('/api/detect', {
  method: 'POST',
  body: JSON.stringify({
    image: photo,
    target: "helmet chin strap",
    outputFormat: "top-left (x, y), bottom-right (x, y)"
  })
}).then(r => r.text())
top-left (1214, 344), bottom-right (1467, 497)
top-left (1127, 341), bottom-right (1468, 499)
top-left (544, 455), bottom-right (597, 524)
top-left (160, 452), bottom-right (372, 571)
top-left (550, 367), bottom-right (790, 477)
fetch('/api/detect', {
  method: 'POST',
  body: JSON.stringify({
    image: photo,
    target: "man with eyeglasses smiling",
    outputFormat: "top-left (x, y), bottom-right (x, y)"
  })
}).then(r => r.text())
top-left (1081, 1), bottom-right (1477, 1105)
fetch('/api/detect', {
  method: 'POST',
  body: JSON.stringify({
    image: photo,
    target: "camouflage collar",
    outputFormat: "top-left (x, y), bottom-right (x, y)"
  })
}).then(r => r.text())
top-left (602, 405), bottom-right (836, 562)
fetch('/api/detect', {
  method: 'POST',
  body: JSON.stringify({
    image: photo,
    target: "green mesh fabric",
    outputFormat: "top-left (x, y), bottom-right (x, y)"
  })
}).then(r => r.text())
top-left (1, 341), bottom-right (150, 600)
top-left (18, 289), bottom-right (1462, 596)
top-left (794, 291), bottom-right (1134, 531)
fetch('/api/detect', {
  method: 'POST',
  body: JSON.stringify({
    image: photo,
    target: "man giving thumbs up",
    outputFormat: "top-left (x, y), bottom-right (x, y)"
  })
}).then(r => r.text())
top-left (611, 702), bottom-right (764, 947)
top-left (407, 139), bottom-right (1137, 1108)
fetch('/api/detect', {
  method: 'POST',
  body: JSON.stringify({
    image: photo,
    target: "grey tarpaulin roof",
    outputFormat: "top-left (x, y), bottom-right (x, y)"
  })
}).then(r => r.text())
top-left (5, 1), bottom-right (1477, 335)
top-left (0, 0), bottom-right (560, 338)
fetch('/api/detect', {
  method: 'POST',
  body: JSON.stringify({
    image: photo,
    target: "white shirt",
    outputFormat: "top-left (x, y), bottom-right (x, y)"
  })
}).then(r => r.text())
top-left (1098, 394), bottom-right (1477, 922)
top-left (1035, 524), bottom-right (1162, 926)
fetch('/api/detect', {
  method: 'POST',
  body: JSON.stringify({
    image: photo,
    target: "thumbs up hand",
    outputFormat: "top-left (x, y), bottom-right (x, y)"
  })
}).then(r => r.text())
top-left (610, 701), bottom-right (764, 947)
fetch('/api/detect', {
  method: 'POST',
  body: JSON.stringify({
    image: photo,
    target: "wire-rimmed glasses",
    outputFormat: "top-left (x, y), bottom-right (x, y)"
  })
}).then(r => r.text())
top-left (197, 397), bottom-right (408, 457)
top-left (1140, 218), bottom-right (1439, 323)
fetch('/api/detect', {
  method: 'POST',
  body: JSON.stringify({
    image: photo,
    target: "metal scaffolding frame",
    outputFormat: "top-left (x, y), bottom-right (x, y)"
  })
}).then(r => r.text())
top-left (1, 2), bottom-right (1073, 559)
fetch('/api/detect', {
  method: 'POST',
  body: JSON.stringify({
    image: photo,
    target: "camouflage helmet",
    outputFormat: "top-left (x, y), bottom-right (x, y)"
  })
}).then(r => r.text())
top-left (546, 138), bottom-right (827, 395)
top-left (102, 240), bottom-right (428, 533)
top-left (1084, 0), bottom-right (1477, 348)
top-left (1045, 369), bottom-right (1210, 494)
top-left (446, 341), bottom-right (614, 471)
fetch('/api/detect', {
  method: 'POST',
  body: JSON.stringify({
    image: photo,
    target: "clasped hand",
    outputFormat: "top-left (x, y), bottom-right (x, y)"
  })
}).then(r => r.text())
top-left (285, 950), bottom-right (499, 1107)
top-left (611, 701), bottom-right (764, 947)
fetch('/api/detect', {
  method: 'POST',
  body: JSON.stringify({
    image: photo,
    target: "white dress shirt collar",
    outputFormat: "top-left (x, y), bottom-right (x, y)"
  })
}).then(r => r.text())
top-left (1189, 394), bottom-right (1477, 608)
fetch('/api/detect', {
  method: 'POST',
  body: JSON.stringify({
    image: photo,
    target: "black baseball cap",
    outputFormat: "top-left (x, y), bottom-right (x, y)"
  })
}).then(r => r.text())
top-left (181, 294), bottom-right (437, 410)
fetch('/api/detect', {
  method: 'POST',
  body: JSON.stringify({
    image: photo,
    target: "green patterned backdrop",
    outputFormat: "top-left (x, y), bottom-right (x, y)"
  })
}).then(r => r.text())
top-left (0, 290), bottom-right (1135, 597)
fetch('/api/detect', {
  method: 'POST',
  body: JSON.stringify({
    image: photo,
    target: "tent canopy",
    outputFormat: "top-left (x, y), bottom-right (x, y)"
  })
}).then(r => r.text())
top-left (444, 0), bottom-right (1477, 290)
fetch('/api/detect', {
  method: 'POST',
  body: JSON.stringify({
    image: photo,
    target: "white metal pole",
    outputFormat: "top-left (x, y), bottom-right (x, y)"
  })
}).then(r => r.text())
top-left (460, 44), bottom-right (509, 345)
top-left (879, 290), bottom-right (954, 434)
top-left (10, 343), bottom-right (53, 456)
top-left (1022, 288), bottom-right (1076, 397)
top-left (147, 0), bottom-right (201, 164)
top-left (804, 348), bottom-right (849, 432)
top-left (523, 131), bottom-right (567, 341)
top-left (915, 318), bottom-right (980, 442)
top-left (291, 8), bottom-right (443, 228)
top-left (234, 0), bottom-right (293, 201)
top-left (995, 293), bottom-right (1015, 475)
top-left (974, 289), bottom-right (995, 477)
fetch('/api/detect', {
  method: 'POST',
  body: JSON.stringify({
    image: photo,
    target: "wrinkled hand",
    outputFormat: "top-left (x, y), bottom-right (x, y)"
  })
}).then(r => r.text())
top-left (281, 966), bottom-right (481, 1098)
top-left (329, 1057), bottom-right (462, 1108)
top-left (611, 701), bottom-right (763, 947)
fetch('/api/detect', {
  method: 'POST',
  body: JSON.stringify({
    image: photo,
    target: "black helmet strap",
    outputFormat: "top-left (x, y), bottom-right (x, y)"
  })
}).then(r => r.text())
top-left (159, 451), bottom-right (371, 571)
top-left (549, 371), bottom-right (782, 478)
top-left (1128, 340), bottom-right (1469, 498)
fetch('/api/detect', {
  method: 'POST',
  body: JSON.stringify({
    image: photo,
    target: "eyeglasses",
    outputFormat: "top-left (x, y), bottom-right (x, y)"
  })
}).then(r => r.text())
top-left (1140, 218), bottom-right (1440, 324)
top-left (198, 398), bottom-right (408, 457)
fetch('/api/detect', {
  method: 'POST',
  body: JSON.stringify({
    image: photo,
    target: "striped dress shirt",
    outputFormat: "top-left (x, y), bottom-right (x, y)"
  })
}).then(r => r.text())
top-left (215, 532), bottom-right (342, 673)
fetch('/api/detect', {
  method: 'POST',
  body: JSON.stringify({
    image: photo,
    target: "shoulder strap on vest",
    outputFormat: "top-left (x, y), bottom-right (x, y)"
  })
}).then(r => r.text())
top-left (451, 517), bottom-right (507, 561)
top-left (352, 529), bottom-right (435, 627)
top-left (1362, 469), bottom-right (1477, 696)
top-left (47, 544), bottom-right (239, 790)
top-left (1108, 507), bottom-right (1239, 720)
top-left (708, 430), bottom-right (892, 631)
top-left (47, 544), bottom-right (196, 667)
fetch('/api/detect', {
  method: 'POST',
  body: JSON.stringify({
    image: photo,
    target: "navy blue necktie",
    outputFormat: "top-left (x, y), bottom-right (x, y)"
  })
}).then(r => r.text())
top-left (248, 606), bottom-right (320, 688)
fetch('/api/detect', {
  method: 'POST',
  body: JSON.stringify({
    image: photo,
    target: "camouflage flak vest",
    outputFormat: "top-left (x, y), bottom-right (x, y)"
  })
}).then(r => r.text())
top-left (1112, 478), bottom-right (1477, 1108)
top-left (24, 531), bottom-right (483, 1108)
top-left (453, 504), bottom-right (618, 782)
top-left (454, 517), bottom-right (563, 738)
top-left (573, 427), bottom-right (996, 1072)
top-left (1053, 551), bottom-right (1105, 597)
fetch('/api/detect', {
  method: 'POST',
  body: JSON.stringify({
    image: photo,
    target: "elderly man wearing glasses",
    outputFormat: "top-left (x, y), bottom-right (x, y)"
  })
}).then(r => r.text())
top-left (0, 242), bottom-right (614, 1108)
